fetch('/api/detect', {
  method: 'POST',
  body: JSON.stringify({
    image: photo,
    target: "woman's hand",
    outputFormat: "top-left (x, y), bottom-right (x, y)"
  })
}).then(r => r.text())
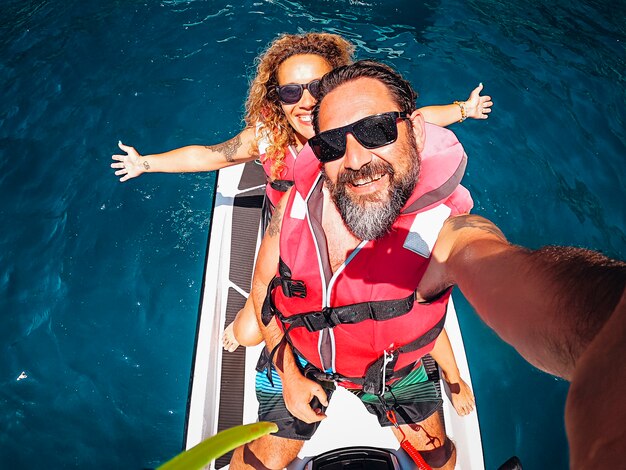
top-left (464, 83), bottom-right (493, 120)
top-left (111, 141), bottom-right (146, 182)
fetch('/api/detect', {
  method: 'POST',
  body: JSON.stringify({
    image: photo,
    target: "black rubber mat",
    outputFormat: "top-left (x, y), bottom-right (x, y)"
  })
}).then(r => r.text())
top-left (215, 287), bottom-right (248, 469)
top-left (229, 191), bottom-right (264, 290)
top-left (238, 159), bottom-right (266, 191)
top-left (216, 161), bottom-right (264, 468)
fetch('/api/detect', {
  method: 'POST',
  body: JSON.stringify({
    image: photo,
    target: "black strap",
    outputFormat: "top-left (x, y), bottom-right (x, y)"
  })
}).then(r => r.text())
top-left (278, 291), bottom-right (416, 332)
top-left (261, 288), bottom-right (275, 326)
top-left (286, 311), bottom-right (447, 395)
top-left (257, 312), bottom-right (446, 395)
top-left (302, 360), bottom-right (416, 387)
top-left (261, 258), bottom-right (307, 326)
top-left (260, 193), bottom-right (274, 235)
top-left (257, 322), bottom-right (298, 386)
top-left (269, 179), bottom-right (294, 192)
top-left (362, 312), bottom-right (447, 395)
top-left (262, 181), bottom-right (293, 233)
top-left (263, 257), bottom-right (426, 332)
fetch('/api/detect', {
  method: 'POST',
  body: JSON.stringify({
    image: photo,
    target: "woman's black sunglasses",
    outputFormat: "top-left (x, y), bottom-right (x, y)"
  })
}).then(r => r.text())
top-left (309, 111), bottom-right (410, 163)
top-left (275, 79), bottom-right (321, 104)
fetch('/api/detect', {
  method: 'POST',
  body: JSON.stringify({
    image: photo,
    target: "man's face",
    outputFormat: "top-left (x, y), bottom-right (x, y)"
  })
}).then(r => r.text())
top-left (318, 77), bottom-right (423, 240)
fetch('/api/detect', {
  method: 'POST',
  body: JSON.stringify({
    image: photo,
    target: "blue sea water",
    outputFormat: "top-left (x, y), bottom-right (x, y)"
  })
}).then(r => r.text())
top-left (0, 0), bottom-right (624, 469)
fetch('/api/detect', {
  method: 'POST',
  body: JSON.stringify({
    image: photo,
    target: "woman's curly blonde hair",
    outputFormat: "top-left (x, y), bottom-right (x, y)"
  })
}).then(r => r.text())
top-left (245, 32), bottom-right (355, 180)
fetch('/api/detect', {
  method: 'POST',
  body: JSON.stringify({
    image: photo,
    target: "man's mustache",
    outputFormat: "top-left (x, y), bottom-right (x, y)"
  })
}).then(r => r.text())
top-left (337, 161), bottom-right (395, 185)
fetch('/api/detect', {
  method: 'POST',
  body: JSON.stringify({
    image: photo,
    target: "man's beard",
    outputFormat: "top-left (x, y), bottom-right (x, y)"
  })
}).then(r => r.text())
top-left (323, 138), bottom-right (420, 240)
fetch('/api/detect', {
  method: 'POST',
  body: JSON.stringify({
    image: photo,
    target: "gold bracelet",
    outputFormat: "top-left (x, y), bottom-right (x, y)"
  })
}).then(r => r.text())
top-left (453, 101), bottom-right (467, 123)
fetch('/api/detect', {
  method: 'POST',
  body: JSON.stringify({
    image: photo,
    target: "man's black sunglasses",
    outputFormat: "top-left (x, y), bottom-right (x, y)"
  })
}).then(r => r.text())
top-left (309, 111), bottom-right (410, 163)
top-left (275, 79), bottom-right (321, 104)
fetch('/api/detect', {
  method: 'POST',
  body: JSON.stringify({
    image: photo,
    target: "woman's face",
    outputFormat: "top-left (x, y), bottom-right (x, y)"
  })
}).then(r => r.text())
top-left (276, 54), bottom-right (333, 146)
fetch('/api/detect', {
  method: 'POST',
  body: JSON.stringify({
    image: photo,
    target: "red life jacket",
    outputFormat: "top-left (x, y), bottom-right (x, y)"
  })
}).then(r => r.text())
top-left (265, 123), bottom-right (473, 391)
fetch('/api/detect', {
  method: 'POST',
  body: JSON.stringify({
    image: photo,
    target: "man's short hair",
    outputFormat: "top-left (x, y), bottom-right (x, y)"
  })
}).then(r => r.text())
top-left (312, 60), bottom-right (418, 133)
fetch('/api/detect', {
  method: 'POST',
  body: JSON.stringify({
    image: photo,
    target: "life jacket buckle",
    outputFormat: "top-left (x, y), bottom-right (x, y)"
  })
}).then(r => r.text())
top-left (302, 313), bottom-right (319, 332)
top-left (280, 278), bottom-right (307, 298)
top-left (300, 307), bottom-right (338, 332)
top-left (303, 364), bottom-right (341, 384)
top-left (322, 307), bottom-right (338, 328)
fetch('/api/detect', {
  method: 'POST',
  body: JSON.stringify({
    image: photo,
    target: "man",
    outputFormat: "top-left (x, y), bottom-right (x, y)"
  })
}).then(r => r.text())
top-left (231, 61), bottom-right (626, 469)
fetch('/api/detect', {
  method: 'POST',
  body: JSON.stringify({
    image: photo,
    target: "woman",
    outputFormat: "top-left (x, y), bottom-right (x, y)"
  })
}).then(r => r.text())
top-left (112, 33), bottom-right (490, 205)
top-left (112, 32), bottom-right (489, 416)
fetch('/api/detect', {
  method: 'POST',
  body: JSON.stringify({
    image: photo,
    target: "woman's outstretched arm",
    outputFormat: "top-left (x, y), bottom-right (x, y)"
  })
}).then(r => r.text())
top-left (419, 83), bottom-right (492, 128)
top-left (111, 127), bottom-right (259, 182)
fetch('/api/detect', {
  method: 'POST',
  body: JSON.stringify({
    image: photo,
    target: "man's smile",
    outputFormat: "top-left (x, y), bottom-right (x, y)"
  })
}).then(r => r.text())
top-left (351, 171), bottom-right (385, 187)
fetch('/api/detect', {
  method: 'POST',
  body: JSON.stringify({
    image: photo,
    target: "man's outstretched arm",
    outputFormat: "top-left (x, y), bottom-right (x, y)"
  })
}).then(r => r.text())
top-left (418, 214), bottom-right (626, 380)
top-left (419, 214), bottom-right (626, 468)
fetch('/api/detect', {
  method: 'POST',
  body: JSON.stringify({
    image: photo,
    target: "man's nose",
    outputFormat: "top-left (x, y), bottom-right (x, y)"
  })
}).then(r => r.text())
top-left (343, 133), bottom-right (372, 171)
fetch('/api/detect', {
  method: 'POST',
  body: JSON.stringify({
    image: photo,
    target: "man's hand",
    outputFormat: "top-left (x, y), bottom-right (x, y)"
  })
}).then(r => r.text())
top-left (282, 372), bottom-right (329, 424)
top-left (111, 141), bottom-right (145, 182)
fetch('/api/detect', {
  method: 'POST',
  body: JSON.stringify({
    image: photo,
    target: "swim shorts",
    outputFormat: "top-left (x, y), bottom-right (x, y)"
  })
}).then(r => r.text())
top-left (255, 353), bottom-right (336, 440)
top-left (350, 363), bottom-right (442, 427)
top-left (255, 351), bottom-right (442, 440)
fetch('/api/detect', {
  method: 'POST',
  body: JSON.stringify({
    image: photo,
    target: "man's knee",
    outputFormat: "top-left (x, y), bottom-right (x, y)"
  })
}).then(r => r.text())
top-left (232, 434), bottom-right (303, 470)
top-left (395, 411), bottom-right (456, 469)
top-left (243, 443), bottom-right (284, 469)
top-left (420, 437), bottom-right (456, 469)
